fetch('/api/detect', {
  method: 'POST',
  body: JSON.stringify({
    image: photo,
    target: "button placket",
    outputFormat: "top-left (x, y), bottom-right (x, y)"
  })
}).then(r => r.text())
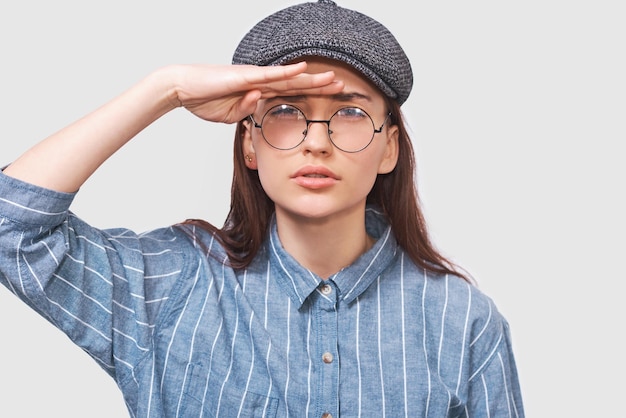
top-left (312, 280), bottom-right (339, 417)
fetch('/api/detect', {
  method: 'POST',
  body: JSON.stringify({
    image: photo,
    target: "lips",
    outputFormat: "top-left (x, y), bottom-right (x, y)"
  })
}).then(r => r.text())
top-left (291, 165), bottom-right (340, 189)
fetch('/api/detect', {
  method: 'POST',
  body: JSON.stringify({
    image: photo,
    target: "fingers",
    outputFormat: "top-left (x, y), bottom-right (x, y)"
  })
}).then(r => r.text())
top-left (237, 89), bottom-right (263, 116)
top-left (271, 61), bottom-right (309, 78)
top-left (260, 79), bottom-right (345, 99)
top-left (245, 61), bottom-right (309, 83)
top-left (242, 62), bottom-right (344, 96)
top-left (281, 71), bottom-right (340, 90)
top-left (258, 72), bottom-right (344, 98)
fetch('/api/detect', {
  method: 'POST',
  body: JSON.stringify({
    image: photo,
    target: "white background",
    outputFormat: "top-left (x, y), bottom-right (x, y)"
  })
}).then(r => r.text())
top-left (1, 1), bottom-right (624, 416)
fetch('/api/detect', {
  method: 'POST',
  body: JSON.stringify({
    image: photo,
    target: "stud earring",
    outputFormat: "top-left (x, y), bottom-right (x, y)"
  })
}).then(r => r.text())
top-left (245, 154), bottom-right (253, 162)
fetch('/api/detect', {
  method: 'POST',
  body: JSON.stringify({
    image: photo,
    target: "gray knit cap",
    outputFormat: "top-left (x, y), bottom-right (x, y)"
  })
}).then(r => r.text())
top-left (232, 0), bottom-right (413, 104)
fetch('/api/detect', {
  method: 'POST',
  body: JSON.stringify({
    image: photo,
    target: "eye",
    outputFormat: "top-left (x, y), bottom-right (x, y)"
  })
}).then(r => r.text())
top-left (335, 107), bottom-right (368, 120)
top-left (267, 104), bottom-right (302, 121)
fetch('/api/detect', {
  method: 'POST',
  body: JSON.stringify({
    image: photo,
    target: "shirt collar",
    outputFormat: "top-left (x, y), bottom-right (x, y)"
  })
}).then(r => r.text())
top-left (267, 206), bottom-right (399, 308)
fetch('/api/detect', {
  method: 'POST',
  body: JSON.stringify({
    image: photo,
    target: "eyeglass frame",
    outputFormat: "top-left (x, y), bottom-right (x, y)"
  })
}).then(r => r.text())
top-left (248, 104), bottom-right (392, 153)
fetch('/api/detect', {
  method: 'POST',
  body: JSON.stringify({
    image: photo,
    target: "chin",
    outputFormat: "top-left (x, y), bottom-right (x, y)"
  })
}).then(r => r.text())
top-left (275, 198), bottom-right (365, 223)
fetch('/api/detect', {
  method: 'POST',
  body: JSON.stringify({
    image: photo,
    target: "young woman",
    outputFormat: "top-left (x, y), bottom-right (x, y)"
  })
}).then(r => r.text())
top-left (0, 1), bottom-right (524, 416)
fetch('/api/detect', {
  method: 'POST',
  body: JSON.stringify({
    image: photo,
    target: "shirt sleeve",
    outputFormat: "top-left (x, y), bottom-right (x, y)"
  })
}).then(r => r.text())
top-left (466, 318), bottom-right (525, 417)
top-left (0, 171), bottom-right (191, 382)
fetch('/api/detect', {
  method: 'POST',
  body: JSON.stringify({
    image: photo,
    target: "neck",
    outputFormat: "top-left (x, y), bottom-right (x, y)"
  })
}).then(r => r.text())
top-left (275, 206), bottom-right (374, 279)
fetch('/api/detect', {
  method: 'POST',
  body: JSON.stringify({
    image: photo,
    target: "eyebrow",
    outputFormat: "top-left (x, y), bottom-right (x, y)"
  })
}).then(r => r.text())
top-left (265, 92), bottom-right (374, 105)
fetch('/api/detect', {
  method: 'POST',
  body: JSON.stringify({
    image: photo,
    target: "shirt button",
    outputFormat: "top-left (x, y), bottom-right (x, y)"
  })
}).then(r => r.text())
top-left (320, 284), bottom-right (332, 295)
top-left (322, 352), bottom-right (334, 364)
top-left (322, 414), bottom-right (333, 418)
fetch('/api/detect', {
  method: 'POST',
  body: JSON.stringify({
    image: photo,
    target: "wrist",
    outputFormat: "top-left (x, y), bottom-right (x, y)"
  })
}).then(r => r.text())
top-left (145, 65), bottom-right (185, 112)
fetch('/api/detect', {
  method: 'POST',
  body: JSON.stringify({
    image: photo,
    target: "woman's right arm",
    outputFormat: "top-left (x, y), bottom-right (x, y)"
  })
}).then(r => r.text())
top-left (2, 62), bottom-right (342, 193)
top-left (0, 61), bottom-right (343, 379)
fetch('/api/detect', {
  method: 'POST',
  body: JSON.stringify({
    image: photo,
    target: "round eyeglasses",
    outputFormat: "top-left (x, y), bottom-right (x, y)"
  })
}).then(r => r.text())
top-left (249, 104), bottom-right (391, 153)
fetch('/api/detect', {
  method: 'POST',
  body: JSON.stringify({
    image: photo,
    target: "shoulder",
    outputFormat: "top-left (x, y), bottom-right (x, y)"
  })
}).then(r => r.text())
top-left (427, 272), bottom-right (513, 374)
top-left (172, 222), bottom-right (229, 260)
top-left (395, 257), bottom-right (509, 354)
top-left (99, 224), bottom-right (195, 262)
top-left (391, 253), bottom-right (500, 329)
top-left (97, 224), bottom-right (226, 289)
top-left (425, 270), bottom-right (506, 340)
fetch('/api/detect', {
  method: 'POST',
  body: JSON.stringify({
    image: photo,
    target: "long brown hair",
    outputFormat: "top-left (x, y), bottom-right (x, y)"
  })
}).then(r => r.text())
top-left (183, 101), bottom-right (470, 283)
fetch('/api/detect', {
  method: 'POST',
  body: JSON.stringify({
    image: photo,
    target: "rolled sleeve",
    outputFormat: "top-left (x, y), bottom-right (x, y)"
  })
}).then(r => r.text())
top-left (0, 170), bottom-right (75, 227)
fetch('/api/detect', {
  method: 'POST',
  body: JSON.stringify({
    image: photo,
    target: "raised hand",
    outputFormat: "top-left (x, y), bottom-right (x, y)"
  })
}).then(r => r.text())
top-left (170, 62), bottom-right (343, 123)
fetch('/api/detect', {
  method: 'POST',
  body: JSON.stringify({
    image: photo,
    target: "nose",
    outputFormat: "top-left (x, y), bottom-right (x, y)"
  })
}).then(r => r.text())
top-left (302, 120), bottom-right (333, 155)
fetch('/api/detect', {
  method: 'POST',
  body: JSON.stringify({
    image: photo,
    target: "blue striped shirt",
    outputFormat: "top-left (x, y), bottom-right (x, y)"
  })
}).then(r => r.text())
top-left (0, 172), bottom-right (524, 417)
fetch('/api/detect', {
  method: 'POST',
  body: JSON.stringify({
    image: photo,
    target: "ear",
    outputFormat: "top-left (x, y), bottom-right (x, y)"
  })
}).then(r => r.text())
top-left (377, 123), bottom-right (399, 174)
top-left (241, 118), bottom-right (258, 170)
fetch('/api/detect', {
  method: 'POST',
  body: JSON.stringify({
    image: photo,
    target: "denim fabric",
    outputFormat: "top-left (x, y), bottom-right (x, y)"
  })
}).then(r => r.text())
top-left (0, 171), bottom-right (524, 417)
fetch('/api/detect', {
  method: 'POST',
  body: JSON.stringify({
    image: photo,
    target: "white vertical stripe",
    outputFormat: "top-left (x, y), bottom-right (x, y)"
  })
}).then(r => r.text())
top-left (421, 271), bottom-right (432, 417)
top-left (470, 301), bottom-right (493, 347)
top-left (216, 283), bottom-right (243, 415)
top-left (238, 310), bottom-right (256, 418)
top-left (161, 260), bottom-right (203, 394)
top-left (468, 332), bottom-right (504, 381)
top-left (21, 252), bottom-right (45, 292)
top-left (200, 317), bottom-right (225, 416)
top-left (199, 259), bottom-right (228, 416)
top-left (190, 225), bottom-right (198, 248)
top-left (343, 228), bottom-right (391, 300)
top-left (2, 229), bottom-right (18, 295)
top-left (455, 282), bottom-right (472, 394)
top-left (269, 231), bottom-right (303, 303)
top-left (400, 254), bottom-right (408, 418)
top-left (497, 352), bottom-right (514, 418)
top-left (481, 374), bottom-right (491, 418)
top-left (305, 306), bottom-right (312, 417)
top-left (438, 275), bottom-right (450, 376)
top-left (376, 276), bottom-right (386, 418)
top-left (238, 271), bottom-right (256, 417)
top-left (174, 261), bottom-right (213, 418)
top-left (284, 298), bottom-right (292, 416)
top-left (356, 297), bottom-right (362, 418)
top-left (16, 232), bottom-right (27, 295)
top-left (262, 262), bottom-right (273, 417)
top-left (147, 354), bottom-right (157, 418)
top-left (333, 303), bottom-right (339, 413)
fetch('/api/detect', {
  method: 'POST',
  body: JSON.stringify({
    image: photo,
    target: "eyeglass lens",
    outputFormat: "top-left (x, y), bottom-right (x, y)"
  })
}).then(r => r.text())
top-left (259, 104), bottom-right (377, 153)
